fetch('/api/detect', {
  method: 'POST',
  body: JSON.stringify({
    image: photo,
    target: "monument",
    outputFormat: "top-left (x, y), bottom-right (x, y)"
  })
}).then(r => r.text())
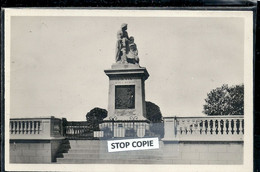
top-left (99, 24), bottom-right (150, 137)
top-left (104, 23), bottom-right (149, 121)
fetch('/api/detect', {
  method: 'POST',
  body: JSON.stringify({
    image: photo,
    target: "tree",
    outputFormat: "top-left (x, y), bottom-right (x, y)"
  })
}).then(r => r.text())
top-left (146, 101), bottom-right (164, 138)
top-left (203, 84), bottom-right (244, 116)
top-left (146, 101), bottom-right (163, 122)
top-left (86, 107), bottom-right (107, 131)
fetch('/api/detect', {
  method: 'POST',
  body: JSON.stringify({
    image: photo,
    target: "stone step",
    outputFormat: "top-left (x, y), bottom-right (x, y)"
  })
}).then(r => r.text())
top-left (63, 153), bottom-right (163, 159)
top-left (69, 145), bottom-right (108, 149)
top-left (56, 139), bottom-right (167, 164)
top-left (69, 140), bottom-right (164, 149)
top-left (56, 158), bottom-right (172, 164)
top-left (69, 141), bottom-right (106, 146)
top-left (69, 140), bottom-right (164, 145)
top-left (68, 149), bottom-right (162, 155)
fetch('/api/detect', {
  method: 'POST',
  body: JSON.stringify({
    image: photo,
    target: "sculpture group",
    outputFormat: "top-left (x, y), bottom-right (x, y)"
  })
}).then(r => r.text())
top-left (115, 23), bottom-right (139, 64)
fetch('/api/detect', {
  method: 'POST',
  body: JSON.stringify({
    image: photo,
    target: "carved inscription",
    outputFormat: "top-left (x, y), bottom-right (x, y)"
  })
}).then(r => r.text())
top-left (115, 85), bottom-right (135, 109)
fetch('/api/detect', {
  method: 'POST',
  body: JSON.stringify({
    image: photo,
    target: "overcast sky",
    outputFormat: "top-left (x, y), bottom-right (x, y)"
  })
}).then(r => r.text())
top-left (9, 15), bottom-right (244, 121)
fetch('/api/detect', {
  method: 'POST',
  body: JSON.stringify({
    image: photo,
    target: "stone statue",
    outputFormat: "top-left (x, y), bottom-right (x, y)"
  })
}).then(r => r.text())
top-left (121, 23), bottom-right (129, 41)
top-left (115, 30), bottom-right (127, 64)
top-left (127, 36), bottom-right (139, 64)
top-left (115, 30), bottom-right (123, 63)
top-left (115, 23), bottom-right (139, 64)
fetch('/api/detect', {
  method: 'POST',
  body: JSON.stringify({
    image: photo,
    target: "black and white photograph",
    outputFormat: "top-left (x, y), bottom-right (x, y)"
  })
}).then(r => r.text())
top-left (4, 9), bottom-right (253, 172)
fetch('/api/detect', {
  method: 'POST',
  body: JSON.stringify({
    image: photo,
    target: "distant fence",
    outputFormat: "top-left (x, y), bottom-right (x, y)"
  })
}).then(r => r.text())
top-left (163, 116), bottom-right (244, 141)
top-left (10, 116), bottom-right (63, 140)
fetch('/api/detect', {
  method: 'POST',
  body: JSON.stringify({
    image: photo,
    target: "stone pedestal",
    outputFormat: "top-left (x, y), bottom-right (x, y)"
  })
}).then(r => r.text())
top-left (104, 63), bottom-right (149, 121)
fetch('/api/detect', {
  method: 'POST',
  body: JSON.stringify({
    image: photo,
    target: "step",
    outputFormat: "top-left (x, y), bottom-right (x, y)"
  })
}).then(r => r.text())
top-left (69, 140), bottom-right (164, 145)
top-left (56, 158), bottom-right (172, 164)
top-left (68, 149), bottom-right (162, 155)
top-left (62, 153), bottom-right (163, 159)
top-left (69, 141), bottom-right (164, 149)
top-left (69, 140), bottom-right (107, 144)
top-left (69, 145), bottom-right (108, 150)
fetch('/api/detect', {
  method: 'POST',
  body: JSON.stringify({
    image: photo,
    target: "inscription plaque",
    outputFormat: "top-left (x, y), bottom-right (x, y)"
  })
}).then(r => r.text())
top-left (115, 85), bottom-right (135, 109)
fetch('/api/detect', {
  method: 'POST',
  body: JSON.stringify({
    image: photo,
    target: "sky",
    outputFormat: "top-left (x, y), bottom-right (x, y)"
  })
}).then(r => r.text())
top-left (9, 15), bottom-right (244, 121)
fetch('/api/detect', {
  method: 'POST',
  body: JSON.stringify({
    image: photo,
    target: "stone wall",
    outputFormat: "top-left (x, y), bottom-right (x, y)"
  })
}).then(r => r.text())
top-left (162, 141), bottom-right (243, 164)
top-left (10, 139), bottom-right (64, 163)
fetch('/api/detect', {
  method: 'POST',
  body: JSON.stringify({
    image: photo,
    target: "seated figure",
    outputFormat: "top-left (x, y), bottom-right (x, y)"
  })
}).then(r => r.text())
top-left (127, 36), bottom-right (139, 64)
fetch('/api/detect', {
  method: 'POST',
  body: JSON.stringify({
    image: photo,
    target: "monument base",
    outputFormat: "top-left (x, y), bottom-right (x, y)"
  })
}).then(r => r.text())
top-left (104, 63), bottom-right (149, 121)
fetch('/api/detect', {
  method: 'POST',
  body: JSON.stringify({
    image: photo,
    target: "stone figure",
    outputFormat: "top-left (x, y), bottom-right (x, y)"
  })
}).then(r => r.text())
top-left (121, 23), bottom-right (129, 41)
top-left (115, 23), bottom-right (139, 64)
top-left (115, 30), bottom-right (123, 62)
top-left (127, 36), bottom-right (139, 64)
top-left (115, 30), bottom-right (128, 63)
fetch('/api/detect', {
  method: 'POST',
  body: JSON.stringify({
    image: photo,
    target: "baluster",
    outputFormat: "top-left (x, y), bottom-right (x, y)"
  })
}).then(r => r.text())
top-left (242, 119), bottom-right (244, 134)
top-left (33, 121), bottom-right (36, 134)
top-left (220, 119), bottom-right (224, 135)
top-left (222, 119), bottom-right (225, 135)
top-left (212, 120), bottom-right (216, 135)
top-left (226, 119), bottom-right (230, 135)
top-left (204, 120), bottom-right (208, 134)
top-left (18, 121), bottom-right (21, 134)
top-left (180, 120), bottom-right (185, 135)
top-left (184, 119), bottom-right (188, 135)
top-left (10, 121), bottom-right (13, 134)
top-left (189, 119), bottom-right (193, 135)
top-left (201, 120), bottom-right (206, 135)
top-left (232, 119), bottom-right (235, 134)
top-left (16, 121), bottom-right (19, 134)
top-left (231, 119), bottom-right (234, 135)
top-left (217, 119), bottom-right (221, 135)
top-left (238, 119), bottom-right (243, 135)
top-left (34, 121), bottom-right (38, 134)
top-left (208, 120), bottom-right (211, 134)
top-left (31, 121), bottom-right (34, 134)
top-left (14, 121), bottom-right (17, 134)
top-left (22, 121), bottom-right (24, 134)
top-left (36, 121), bottom-right (39, 134)
top-left (193, 120), bottom-right (197, 135)
top-left (28, 121), bottom-right (31, 134)
top-left (38, 121), bottom-right (41, 134)
top-left (191, 119), bottom-right (195, 134)
top-left (186, 119), bottom-right (190, 135)
top-left (195, 120), bottom-right (200, 135)
top-left (25, 121), bottom-right (28, 134)
top-left (234, 119), bottom-right (238, 135)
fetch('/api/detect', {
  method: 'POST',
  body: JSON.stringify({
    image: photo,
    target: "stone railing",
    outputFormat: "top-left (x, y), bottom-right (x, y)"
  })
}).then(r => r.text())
top-left (10, 116), bottom-right (64, 140)
top-left (163, 116), bottom-right (244, 141)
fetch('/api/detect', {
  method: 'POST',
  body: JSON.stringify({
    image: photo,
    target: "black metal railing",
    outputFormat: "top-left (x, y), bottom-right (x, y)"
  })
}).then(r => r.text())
top-left (63, 120), bottom-right (164, 140)
top-left (64, 121), bottom-right (95, 140)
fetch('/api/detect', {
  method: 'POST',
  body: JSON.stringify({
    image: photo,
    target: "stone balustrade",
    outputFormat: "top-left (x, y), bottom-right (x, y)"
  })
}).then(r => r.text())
top-left (10, 116), bottom-right (64, 140)
top-left (163, 116), bottom-right (244, 141)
